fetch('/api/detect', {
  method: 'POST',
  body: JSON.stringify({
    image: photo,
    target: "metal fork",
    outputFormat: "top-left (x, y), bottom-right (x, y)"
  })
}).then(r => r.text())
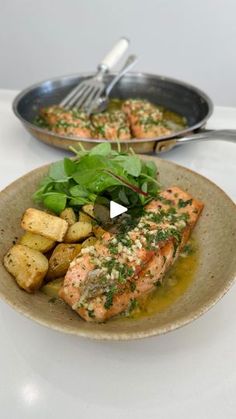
top-left (92, 54), bottom-right (138, 114)
top-left (59, 38), bottom-right (129, 112)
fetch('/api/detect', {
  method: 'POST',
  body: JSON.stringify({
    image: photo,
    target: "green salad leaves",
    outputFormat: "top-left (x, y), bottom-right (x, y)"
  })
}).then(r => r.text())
top-left (33, 143), bottom-right (160, 214)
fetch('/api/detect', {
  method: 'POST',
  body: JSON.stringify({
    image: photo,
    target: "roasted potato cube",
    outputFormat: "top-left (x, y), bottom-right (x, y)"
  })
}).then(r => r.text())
top-left (41, 277), bottom-right (64, 298)
top-left (81, 236), bottom-right (97, 249)
top-left (19, 232), bottom-right (55, 253)
top-left (60, 208), bottom-right (77, 226)
top-left (21, 208), bottom-right (68, 242)
top-left (64, 221), bottom-right (92, 243)
top-left (82, 204), bottom-right (94, 217)
top-left (93, 224), bottom-right (106, 239)
top-left (3, 244), bottom-right (48, 293)
top-left (79, 211), bottom-right (93, 223)
top-left (46, 243), bottom-right (82, 279)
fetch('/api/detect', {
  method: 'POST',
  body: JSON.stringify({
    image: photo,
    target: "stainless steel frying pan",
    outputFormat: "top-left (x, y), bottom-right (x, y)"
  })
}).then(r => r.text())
top-left (12, 72), bottom-right (235, 153)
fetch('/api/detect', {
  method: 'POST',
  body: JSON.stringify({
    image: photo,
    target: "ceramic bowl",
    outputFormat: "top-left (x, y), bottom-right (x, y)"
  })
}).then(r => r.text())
top-left (0, 157), bottom-right (235, 340)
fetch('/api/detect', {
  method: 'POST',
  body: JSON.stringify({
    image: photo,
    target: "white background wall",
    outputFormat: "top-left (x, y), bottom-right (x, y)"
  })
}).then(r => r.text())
top-left (0, 0), bottom-right (235, 106)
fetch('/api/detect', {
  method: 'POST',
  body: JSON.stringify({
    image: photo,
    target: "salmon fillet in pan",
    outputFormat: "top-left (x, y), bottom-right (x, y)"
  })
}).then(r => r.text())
top-left (122, 99), bottom-right (172, 139)
top-left (40, 105), bottom-right (94, 138)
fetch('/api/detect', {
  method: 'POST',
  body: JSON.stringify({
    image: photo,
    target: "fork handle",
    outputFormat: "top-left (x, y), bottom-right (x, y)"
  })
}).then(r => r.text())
top-left (106, 55), bottom-right (138, 95)
top-left (99, 37), bottom-right (129, 71)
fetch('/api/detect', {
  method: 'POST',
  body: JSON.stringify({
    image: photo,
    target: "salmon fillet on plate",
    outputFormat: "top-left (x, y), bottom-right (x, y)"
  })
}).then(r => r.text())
top-left (59, 187), bottom-right (203, 322)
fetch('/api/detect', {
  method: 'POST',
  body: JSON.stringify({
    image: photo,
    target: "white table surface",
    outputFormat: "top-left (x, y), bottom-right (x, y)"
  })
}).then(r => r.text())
top-left (0, 90), bottom-right (236, 419)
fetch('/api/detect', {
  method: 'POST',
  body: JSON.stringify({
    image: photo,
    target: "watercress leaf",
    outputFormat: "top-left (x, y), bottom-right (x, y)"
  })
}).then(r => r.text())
top-left (125, 156), bottom-right (142, 176)
top-left (52, 182), bottom-right (69, 196)
top-left (88, 193), bottom-right (97, 202)
top-left (141, 182), bottom-right (148, 193)
top-left (39, 176), bottom-right (53, 188)
top-left (43, 193), bottom-right (67, 214)
top-left (32, 188), bottom-right (45, 202)
top-left (118, 188), bottom-right (130, 205)
top-left (91, 173), bottom-right (122, 193)
top-left (32, 176), bottom-right (53, 202)
top-left (114, 155), bottom-right (142, 177)
top-left (33, 146), bottom-right (160, 215)
top-left (49, 160), bottom-right (67, 180)
top-left (69, 197), bottom-right (90, 206)
top-left (72, 155), bottom-right (123, 193)
top-left (89, 142), bottom-right (111, 156)
top-left (69, 185), bottom-right (88, 197)
top-left (142, 160), bottom-right (158, 177)
top-left (110, 149), bottom-right (120, 156)
top-left (64, 158), bottom-right (77, 176)
top-left (72, 155), bottom-right (106, 184)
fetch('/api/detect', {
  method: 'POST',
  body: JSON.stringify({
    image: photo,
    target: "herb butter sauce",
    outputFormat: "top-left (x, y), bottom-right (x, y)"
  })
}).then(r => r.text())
top-left (119, 239), bottom-right (198, 320)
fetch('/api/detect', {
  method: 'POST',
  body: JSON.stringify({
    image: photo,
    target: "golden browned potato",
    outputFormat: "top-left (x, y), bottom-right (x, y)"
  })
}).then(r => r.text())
top-left (21, 208), bottom-right (68, 242)
top-left (60, 208), bottom-right (77, 226)
top-left (93, 224), bottom-right (106, 239)
top-left (3, 244), bottom-right (48, 293)
top-left (81, 236), bottom-right (97, 249)
top-left (46, 243), bottom-right (82, 279)
top-left (41, 277), bottom-right (64, 298)
top-left (79, 211), bottom-right (93, 223)
top-left (82, 204), bottom-right (94, 218)
top-left (19, 231), bottom-right (55, 253)
top-left (64, 221), bottom-right (92, 243)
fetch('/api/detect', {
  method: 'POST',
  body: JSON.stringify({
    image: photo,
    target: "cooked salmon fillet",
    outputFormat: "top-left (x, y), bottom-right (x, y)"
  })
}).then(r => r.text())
top-left (59, 187), bottom-right (203, 322)
top-left (91, 110), bottom-right (131, 140)
top-left (39, 99), bottom-right (175, 140)
top-left (122, 99), bottom-right (172, 139)
top-left (40, 106), bottom-right (94, 138)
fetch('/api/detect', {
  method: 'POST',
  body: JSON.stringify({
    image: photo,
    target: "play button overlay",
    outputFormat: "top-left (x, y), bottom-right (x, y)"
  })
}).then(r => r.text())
top-left (93, 192), bottom-right (143, 234)
top-left (110, 201), bottom-right (127, 219)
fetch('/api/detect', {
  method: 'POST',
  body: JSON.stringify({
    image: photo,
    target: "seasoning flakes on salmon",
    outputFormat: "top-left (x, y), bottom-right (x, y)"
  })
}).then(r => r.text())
top-left (39, 106), bottom-right (94, 138)
top-left (35, 98), bottom-right (187, 140)
top-left (59, 187), bottom-right (204, 322)
top-left (122, 99), bottom-right (172, 139)
top-left (91, 110), bottom-right (131, 140)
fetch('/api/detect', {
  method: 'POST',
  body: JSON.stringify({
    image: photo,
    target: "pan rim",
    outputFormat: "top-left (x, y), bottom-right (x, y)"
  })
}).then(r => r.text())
top-left (12, 71), bottom-right (214, 145)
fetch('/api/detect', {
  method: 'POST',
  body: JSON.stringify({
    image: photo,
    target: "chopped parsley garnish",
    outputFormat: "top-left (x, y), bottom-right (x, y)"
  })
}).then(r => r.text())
top-left (182, 243), bottom-right (194, 255)
top-left (178, 199), bottom-right (193, 208)
top-left (129, 281), bottom-right (136, 292)
top-left (34, 115), bottom-right (50, 129)
top-left (104, 285), bottom-right (116, 309)
top-left (88, 309), bottom-right (95, 318)
top-left (129, 298), bottom-right (139, 312)
top-left (56, 120), bottom-right (79, 129)
top-left (96, 125), bottom-right (106, 137)
top-left (103, 259), bottom-right (134, 283)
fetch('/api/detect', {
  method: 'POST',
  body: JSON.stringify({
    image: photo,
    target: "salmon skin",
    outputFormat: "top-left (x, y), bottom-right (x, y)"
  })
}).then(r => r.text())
top-left (59, 187), bottom-right (203, 322)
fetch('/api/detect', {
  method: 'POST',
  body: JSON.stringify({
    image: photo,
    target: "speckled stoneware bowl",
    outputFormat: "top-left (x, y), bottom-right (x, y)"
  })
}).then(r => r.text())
top-left (0, 157), bottom-right (235, 340)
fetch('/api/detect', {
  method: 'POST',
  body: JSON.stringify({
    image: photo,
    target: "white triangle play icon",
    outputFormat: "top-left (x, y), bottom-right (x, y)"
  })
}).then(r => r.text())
top-left (110, 201), bottom-right (128, 219)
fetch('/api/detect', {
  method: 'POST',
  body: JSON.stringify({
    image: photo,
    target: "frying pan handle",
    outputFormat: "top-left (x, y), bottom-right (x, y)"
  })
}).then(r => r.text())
top-left (155, 129), bottom-right (236, 153)
top-left (175, 129), bottom-right (236, 144)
